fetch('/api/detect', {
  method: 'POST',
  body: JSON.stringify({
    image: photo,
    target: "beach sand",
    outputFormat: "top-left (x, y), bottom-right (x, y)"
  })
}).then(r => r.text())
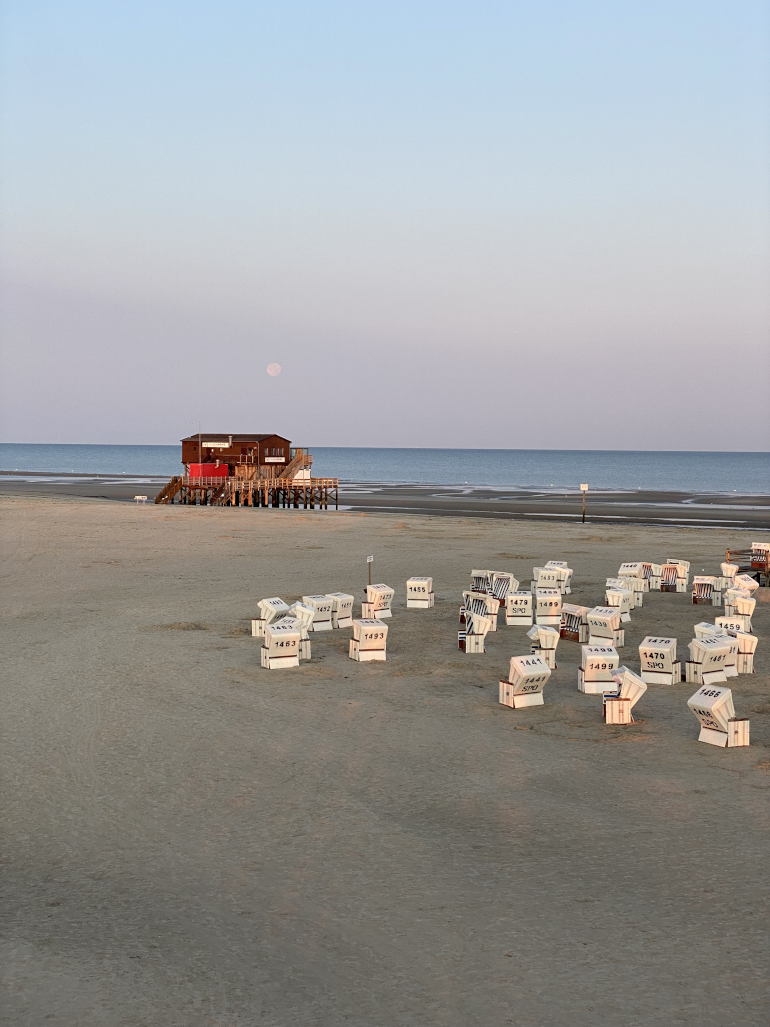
top-left (2, 496), bottom-right (768, 1026)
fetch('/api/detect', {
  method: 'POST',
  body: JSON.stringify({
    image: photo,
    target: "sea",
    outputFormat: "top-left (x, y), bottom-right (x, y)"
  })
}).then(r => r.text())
top-left (1, 444), bottom-right (768, 494)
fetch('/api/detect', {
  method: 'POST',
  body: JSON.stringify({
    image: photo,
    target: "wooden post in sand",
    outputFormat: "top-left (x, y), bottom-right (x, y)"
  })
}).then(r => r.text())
top-left (580, 483), bottom-right (588, 523)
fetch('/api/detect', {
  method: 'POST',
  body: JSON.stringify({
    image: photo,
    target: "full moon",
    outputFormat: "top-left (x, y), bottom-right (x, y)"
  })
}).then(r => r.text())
top-left (266, 363), bottom-right (281, 377)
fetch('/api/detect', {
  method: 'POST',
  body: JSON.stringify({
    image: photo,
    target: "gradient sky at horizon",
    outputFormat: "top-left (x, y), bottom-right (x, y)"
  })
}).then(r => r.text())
top-left (1, 1), bottom-right (769, 449)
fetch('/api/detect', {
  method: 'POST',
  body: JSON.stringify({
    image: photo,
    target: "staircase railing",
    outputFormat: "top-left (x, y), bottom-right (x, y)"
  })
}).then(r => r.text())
top-left (154, 476), bottom-right (183, 504)
top-left (282, 448), bottom-right (314, 480)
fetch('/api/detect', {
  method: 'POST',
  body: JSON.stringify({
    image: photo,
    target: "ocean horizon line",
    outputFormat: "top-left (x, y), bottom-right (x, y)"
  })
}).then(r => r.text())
top-left (1, 443), bottom-right (768, 454)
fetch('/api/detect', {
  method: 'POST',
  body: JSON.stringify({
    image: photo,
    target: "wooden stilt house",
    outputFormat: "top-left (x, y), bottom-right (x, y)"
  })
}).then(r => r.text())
top-left (155, 433), bottom-right (337, 509)
top-left (181, 433), bottom-right (304, 480)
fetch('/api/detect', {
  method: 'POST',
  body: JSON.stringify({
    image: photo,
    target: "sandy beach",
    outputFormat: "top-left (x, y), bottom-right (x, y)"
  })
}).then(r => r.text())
top-left (2, 496), bottom-right (768, 1026)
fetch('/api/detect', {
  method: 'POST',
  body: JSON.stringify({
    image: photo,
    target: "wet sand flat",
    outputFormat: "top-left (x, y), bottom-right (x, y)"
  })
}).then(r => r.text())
top-left (339, 482), bottom-right (770, 529)
top-left (2, 497), bottom-right (769, 1026)
top-left (1, 473), bottom-right (769, 528)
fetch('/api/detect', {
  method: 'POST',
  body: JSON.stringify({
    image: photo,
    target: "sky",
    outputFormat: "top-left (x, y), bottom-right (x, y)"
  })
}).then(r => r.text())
top-left (1, 0), bottom-right (769, 449)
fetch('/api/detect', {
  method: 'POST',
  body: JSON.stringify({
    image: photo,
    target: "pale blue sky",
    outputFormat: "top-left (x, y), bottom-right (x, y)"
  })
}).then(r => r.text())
top-left (1, 1), bottom-right (768, 448)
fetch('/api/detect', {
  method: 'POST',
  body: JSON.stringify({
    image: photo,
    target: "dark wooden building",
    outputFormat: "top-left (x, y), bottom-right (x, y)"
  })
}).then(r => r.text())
top-left (155, 434), bottom-right (335, 507)
top-left (181, 433), bottom-right (301, 479)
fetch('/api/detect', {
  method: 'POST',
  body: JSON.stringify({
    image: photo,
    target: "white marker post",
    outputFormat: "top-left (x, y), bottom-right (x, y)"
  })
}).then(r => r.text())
top-left (367, 555), bottom-right (373, 588)
top-left (580, 483), bottom-right (588, 523)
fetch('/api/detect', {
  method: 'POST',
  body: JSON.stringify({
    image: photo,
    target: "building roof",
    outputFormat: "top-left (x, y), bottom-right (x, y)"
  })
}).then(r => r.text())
top-left (180, 433), bottom-right (289, 443)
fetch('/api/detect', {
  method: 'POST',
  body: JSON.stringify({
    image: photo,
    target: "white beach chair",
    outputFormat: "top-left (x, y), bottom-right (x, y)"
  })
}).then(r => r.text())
top-left (362, 583), bottom-right (395, 620)
top-left (349, 619), bottom-right (388, 662)
top-left (459, 610), bottom-right (494, 654)
top-left (302, 594), bottom-right (334, 632)
top-left (544, 561), bottom-right (573, 594)
top-left (531, 567), bottom-right (560, 592)
top-left (406, 577), bottom-right (434, 609)
top-left (692, 576), bottom-right (721, 607)
top-left (688, 685), bottom-right (749, 747)
top-left (260, 620), bottom-right (301, 670)
top-left (489, 572), bottom-right (517, 606)
top-left (505, 591), bottom-right (533, 627)
top-left (499, 655), bottom-right (552, 709)
top-left (602, 667), bottom-right (647, 724)
top-left (286, 603), bottom-right (315, 659)
top-left (470, 569), bottom-right (492, 593)
top-left (527, 624), bottom-right (560, 668)
top-left (587, 606), bottom-right (624, 647)
top-left (326, 592), bottom-right (355, 629)
top-left (685, 635), bottom-right (731, 686)
top-left (723, 589), bottom-right (755, 632)
top-left (578, 645), bottom-right (620, 694)
top-left (604, 581), bottom-right (633, 622)
top-left (639, 636), bottom-right (680, 685)
top-left (252, 596), bottom-right (291, 637)
top-left (560, 604), bottom-right (589, 643)
top-left (660, 563), bottom-right (686, 593)
top-left (535, 588), bottom-right (562, 626)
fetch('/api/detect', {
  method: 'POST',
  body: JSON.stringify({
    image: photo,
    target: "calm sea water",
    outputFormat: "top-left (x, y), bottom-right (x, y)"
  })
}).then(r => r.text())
top-left (1, 444), bottom-right (768, 494)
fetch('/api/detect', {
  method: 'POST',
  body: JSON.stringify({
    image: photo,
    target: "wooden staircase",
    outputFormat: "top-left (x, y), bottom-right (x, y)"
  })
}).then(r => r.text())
top-left (154, 476), bottom-right (183, 504)
top-left (210, 480), bottom-right (232, 505)
top-left (281, 448), bottom-right (313, 480)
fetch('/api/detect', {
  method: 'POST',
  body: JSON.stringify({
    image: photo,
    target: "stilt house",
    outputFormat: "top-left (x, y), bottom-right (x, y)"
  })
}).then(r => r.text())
top-left (181, 433), bottom-right (311, 481)
top-left (155, 433), bottom-right (336, 507)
